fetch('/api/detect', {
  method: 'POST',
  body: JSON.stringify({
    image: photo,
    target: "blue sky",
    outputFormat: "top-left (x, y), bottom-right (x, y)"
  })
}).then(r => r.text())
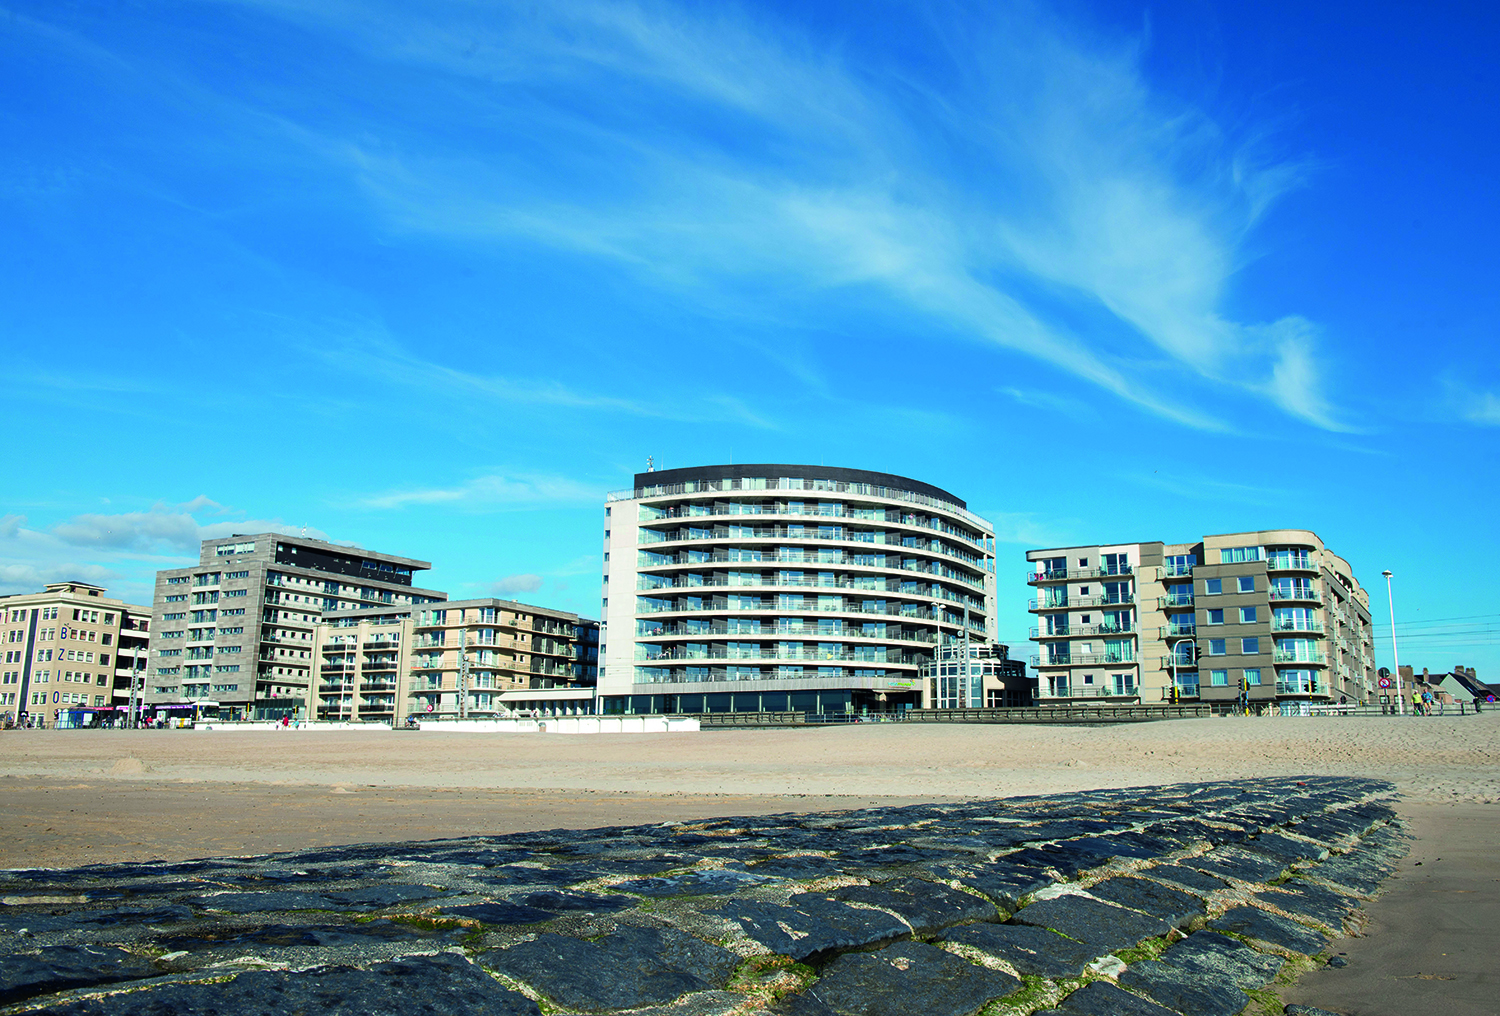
top-left (2, 1), bottom-right (1496, 675)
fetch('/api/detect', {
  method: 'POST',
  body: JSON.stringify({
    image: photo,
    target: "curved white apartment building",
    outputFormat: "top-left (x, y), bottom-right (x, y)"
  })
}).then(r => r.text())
top-left (599, 464), bottom-right (998, 715)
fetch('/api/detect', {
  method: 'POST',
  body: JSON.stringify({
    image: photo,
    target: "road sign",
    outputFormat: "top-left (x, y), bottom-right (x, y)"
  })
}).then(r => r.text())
top-left (1378, 676), bottom-right (1392, 689)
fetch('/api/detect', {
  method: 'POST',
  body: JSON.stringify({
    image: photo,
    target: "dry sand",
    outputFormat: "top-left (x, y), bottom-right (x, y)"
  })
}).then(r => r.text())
top-left (0, 713), bottom-right (1495, 866)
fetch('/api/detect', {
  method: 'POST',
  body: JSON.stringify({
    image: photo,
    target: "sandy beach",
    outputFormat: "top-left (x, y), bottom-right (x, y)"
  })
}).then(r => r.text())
top-left (2, 714), bottom-right (1495, 1015)
top-left (0, 714), bottom-right (1495, 866)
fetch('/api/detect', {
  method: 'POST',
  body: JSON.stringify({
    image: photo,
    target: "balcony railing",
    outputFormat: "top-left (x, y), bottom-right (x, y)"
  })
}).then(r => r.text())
top-left (637, 647), bottom-right (917, 664)
top-left (1031, 652), bottom-right (1137, 667)
top-left (1028, 593), bottom-right (1134, 611)
top-left (1266, 554), bottom-right (1316, 572)
top-left (1027, 564), bottom-right (1133, 583)
top-left (1268, 587), bottom-right (1322, 603)
top-left (1276, 679), bottom-right (1326, 696)
top-left (639, 571), bottom-right (986, 594)
top-left (1029, 623), bottom-right (1136, 638)
top-left (1038, 685), bottom-right (1139, 699)
top-left (1163, 561), bottom-right (1196, 577)
top-left (1274, 648), bottom-right (1328, 665)
top-left (1158, 594), bottom-right (1195, 609)
top-left (1159, 623), bottom-right (1197, 638)
top-left (1272, 618), bottom-right (1325, 634)
top-left (641, 622), bottom-right (938, 643)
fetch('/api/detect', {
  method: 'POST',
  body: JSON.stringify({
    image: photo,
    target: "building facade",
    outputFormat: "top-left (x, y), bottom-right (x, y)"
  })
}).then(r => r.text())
top-left (1026, 530), bottom-right (1376, 710)
top-left (307, 608), bottom-right (413, 724)
top-left (921, 642), bottom-right (1033, 709)
top-left (145, 535), bottom-right (445, 721)
top-left (405, 598), bottom-right (599, 721)
top-left (1, 582), bottom-right (152, 727)
top-left (599, 464), bottom-right (998, 716)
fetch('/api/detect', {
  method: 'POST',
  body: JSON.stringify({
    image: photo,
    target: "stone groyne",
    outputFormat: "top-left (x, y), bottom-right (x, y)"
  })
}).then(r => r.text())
top-left (0, 776), bottom-right (1404, 1015)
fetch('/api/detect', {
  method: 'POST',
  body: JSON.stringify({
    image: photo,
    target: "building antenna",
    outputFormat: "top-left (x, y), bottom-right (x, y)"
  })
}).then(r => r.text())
top-left (646, 455), bottom-right (654, 473)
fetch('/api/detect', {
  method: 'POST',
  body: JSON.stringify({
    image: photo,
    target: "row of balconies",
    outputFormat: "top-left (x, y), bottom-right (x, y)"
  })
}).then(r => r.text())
top-left (639, 647), bottom-right (915, 665)
top-left (640, 526), bottom-right (985, 568)
top-left (640, 622), bottom-right (937, 643)
top-left (641, 503), bottom-right (987, 548)
top-left (1027, 564), bottom-right (1134, 583)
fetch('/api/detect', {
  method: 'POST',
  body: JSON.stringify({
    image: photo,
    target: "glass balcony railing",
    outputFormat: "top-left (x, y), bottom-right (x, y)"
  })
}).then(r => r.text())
top-left (1274, 648), bottom-right (1327, 664)
top-left (1163, 561), bottom-right (1196, 577)
top-left (1159, 594), bottom-right (1194, 608)
top-left (1276, 678), bottom-right (1325, 695)
top-left (1030, 651), bottom-right (1136, 667)
top-left (1272, 617), bottom-right (1325, 634)
top-left (1266, 554), bottom-right (1316, 572)
top-left (1268, 587), bottom-right (1322, 603)
top-left (1159, 623), bottom-right (1197, 638)
top-left (1027, 564), bottom-right (1133, 583)
top-left (1028, 623), bottom-right (1136, 638)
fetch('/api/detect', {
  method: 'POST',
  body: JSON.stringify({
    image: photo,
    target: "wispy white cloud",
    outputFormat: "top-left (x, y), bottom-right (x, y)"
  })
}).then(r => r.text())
top-left (975, 511), bottom-right (1078, 548)
top-left (302, 327), bottom-right (781, 430)
top-left (0, 500), bottom-right (331, 599)
top-left (212, 0), bottom-right (1344, 430)
top-left (359, 472), bottom-right (601, 510)
top-left (490, 573), bottom-right (545, 595)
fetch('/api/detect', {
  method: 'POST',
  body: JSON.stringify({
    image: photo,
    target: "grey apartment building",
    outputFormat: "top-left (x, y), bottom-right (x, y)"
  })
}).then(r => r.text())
top-left (599, 464), bottom-right (998, 716)
top-left (145, 534), bottom-right (445, 721)
top-left (1026, 529), bottom-right (1376, 710)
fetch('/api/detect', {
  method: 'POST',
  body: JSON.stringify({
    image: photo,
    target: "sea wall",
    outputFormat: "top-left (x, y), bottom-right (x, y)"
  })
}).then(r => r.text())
top-left (0, 776), bottom-right (1404, 1015)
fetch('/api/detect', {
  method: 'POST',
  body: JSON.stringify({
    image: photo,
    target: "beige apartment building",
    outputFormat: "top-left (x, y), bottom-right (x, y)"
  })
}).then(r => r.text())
top-left (307, 608), bottom-right (414, 723)
top-left (1026, 530), bottom-right (1376, 711)
top-left (406, 598), bottom-right (599, 722)
top-left (0, 581), bottom-right (152, 727)
top-left (145, 534), bottom-right (445, 721)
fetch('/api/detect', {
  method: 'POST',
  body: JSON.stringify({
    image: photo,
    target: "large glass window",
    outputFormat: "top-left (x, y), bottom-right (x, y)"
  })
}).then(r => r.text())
top-left (1220, 546), bottom-right (1263, 563)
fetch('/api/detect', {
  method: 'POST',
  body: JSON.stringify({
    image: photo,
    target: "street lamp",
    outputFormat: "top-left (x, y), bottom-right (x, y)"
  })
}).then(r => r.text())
top-left (1382, 570), bottom-right (1403, 716)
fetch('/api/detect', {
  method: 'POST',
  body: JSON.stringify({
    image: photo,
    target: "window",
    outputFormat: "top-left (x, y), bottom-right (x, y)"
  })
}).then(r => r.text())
top-left (1209, 639), bottom-right (1226, 655)
top-left (1209, 669), bottom-right (1229, 686)
top-left (1241, 637), bottom-right (1260, 654)
top-left (166, 576), bottom-right (188, 585)
top-left (1204, 578), bottom-right (1222, 595)
top-left (1239, 606), bottom-right (1257, 623)
top-left (1219, 546), bottom-right (1262, 563)
top-left (1207, 609), bottom-right (1224, 624)
top-left (1237, 576), bottom-right (1255, 593)
top-left (1243, 668), bottom-right (1261, 685)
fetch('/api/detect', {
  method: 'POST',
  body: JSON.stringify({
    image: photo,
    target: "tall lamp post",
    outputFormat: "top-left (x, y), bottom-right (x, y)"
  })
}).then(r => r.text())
top-left (931, 599), bottom-right (944, 708)
top-left (1382, 570), bottom-right (1403, 716)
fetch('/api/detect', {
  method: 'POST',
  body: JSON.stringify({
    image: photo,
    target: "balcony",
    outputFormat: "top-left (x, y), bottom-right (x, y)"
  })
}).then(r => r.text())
top-left (1159, 656), bottom-right (1197, 670)
top-left (1271, 617), bottom-right (1325, 634)
top-left (1268, 587), bottom-right (1322, 604)
top-left (1158, 623), bottom-right (1197, 639)
top-left (1163, 561), bottom-right (1196, 577)
top-left (1030, 652), bottom-right (1137, 667)
top-left (1038, 685), bottom-right (1139, 699)
top-left (1274, 648), bottom-right (1327, 665)
top-left (1276, 679), bottom-right (1327, 696)
top-left (1266, 554), bottom-right (1316, 572)
top-left (1027, 623), bottom-right (1136, 638)
top-left (1028, 593), bottom-right (1134, 611)
top-left (1027, 564), bottom-right (1133, 584)
top-left (1158, 593), bottom-right (1194, 609)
